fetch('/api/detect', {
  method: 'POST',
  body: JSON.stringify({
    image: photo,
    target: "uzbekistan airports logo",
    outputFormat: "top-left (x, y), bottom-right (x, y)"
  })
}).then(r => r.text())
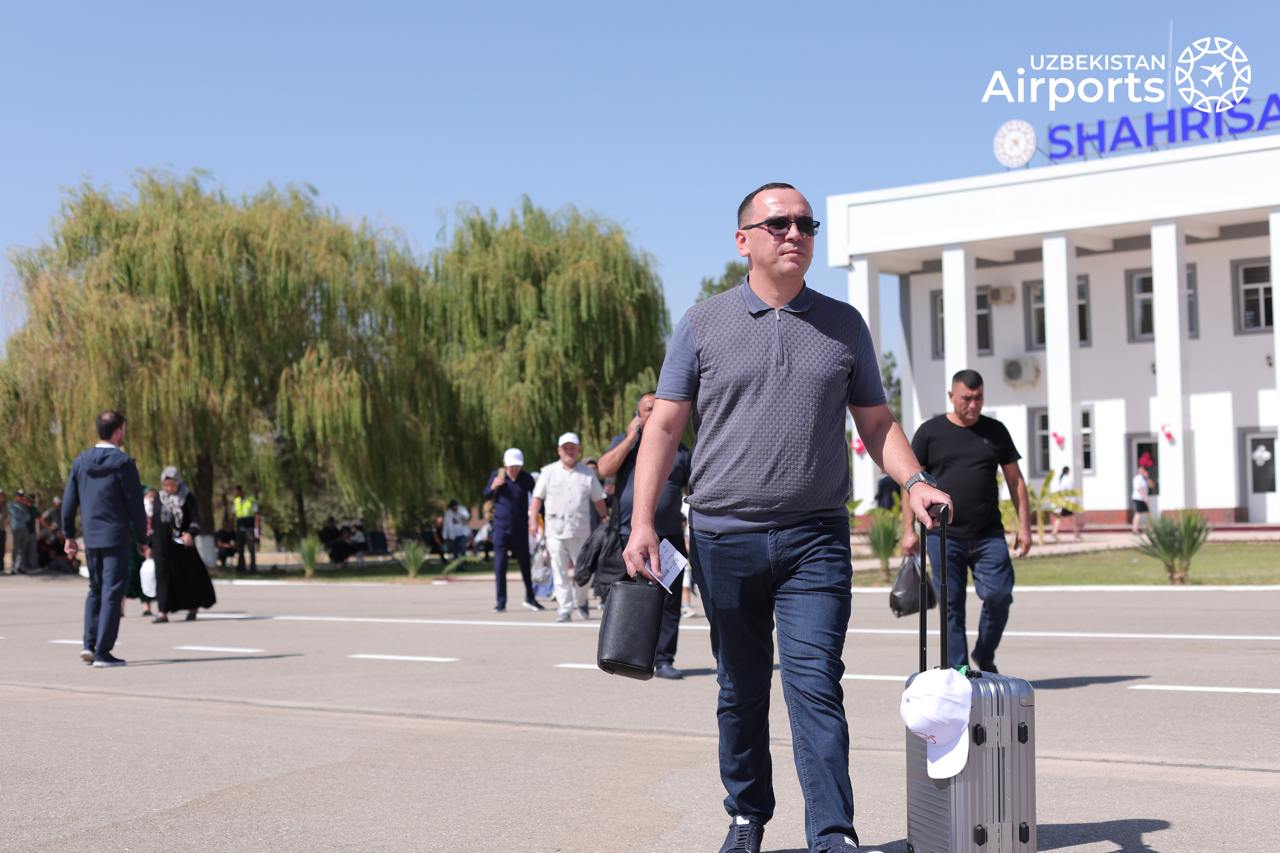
top-left (1175, 36), bottom-right (1250, 113)
top-left (981, 37), bottom-right (1252, 113)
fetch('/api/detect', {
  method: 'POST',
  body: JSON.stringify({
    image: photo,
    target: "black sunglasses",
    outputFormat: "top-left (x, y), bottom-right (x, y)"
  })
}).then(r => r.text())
top-left (741, 216), bottom-right (821, 237)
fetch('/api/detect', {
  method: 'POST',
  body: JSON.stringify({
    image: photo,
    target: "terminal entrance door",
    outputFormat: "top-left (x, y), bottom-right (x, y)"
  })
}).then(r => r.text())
top-left (1246, 432), bottom-right (1277, 523)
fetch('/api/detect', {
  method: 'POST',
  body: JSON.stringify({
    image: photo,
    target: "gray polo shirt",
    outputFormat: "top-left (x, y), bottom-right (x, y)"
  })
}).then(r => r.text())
top-left (656, 280), bottom-right (885, 533)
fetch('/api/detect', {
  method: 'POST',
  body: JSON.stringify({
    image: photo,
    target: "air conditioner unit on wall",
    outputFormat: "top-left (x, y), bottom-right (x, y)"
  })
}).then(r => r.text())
top-left (988, 285), bottom-right (1016, 305)
top-left (1003, 356), bottom-right (1041, 386)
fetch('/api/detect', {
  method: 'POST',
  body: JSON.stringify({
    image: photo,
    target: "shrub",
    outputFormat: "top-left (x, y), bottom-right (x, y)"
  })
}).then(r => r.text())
top-left (1137, 511), bottom-right (1211, 584)
top-left (866, 509), bottom-right (902, 583)
top-left (399, 540), bottom-right (428, 579)
top-left (298, 535), bottom-right (322, 580)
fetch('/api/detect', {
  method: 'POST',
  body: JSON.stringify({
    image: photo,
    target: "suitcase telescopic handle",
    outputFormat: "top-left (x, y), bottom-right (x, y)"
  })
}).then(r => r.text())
top-left (918, 503), bottom-right (950, 672)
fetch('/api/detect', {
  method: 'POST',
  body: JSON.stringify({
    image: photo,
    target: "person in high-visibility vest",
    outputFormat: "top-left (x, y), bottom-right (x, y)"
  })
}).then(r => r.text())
top-left (231, 485), bottom-right (261, 573)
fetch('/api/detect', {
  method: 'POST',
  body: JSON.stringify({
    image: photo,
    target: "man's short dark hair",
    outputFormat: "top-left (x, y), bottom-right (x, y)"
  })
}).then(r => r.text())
top-left (737, 182), bottom-right (797, 227)
top-left (96, 410), bottom-right (126, 441)
top-left (951, 369), bottom-right (984, 390)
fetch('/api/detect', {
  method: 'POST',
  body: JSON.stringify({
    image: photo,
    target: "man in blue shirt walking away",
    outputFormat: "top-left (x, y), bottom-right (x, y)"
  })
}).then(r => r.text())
top-left (62, 411), bottom-right (148, 668)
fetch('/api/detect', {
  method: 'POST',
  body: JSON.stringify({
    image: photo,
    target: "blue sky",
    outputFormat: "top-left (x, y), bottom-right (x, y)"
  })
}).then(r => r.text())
top-left (2, 1), bottom-right (1275, 364)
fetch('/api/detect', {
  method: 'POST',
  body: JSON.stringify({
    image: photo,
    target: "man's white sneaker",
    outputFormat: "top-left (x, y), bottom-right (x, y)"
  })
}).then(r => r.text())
top-left (80, 648), bottom-right (94, 664)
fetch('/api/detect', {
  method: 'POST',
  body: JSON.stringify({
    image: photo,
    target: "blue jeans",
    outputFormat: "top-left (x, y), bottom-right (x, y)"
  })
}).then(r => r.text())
top-left (925, 533), bottom-right (1015, 669)
top-left (83, 545), bottom-right (130, 658)
top-left (690, 516), bottom-right (858, 852)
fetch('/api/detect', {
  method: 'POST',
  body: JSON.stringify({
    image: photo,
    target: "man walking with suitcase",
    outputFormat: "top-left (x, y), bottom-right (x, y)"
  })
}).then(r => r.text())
top-left (902, 369), bottom-right (1032, 673)
top-left (624, 183), bottom-right (951, 853)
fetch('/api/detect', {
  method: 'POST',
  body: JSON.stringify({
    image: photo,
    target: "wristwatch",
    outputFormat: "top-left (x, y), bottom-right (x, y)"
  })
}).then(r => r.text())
top-left (903, 470), bottom-right (937, 494)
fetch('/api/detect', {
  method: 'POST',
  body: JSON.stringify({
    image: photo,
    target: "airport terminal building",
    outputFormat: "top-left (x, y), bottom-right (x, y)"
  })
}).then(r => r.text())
top-left (829, 134), bottom-right (1279, 523)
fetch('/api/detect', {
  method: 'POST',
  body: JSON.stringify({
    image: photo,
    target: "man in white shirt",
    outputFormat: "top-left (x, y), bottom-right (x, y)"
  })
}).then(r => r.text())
top-left (1130, 464), bottom-right (1155, 534)
top-left (530, 432), bottom-right (607, 622)
top-left (442, 500), bottom-right (471, 561)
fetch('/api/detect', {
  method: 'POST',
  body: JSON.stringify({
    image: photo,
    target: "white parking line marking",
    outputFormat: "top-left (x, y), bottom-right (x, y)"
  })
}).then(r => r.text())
top-left (842, 674), bottom-right (908, 682)
top-left (173, 645), bottom-right (264, 654)
top-left (555, 663), bottom-right (599, 670)
top-left (259, 616), bottom-right (1280, 643)
top-left (191, 612), bottom-right (256, 620)
top-left (348, 654), bottom-right (459, 663)
top-left (1130, 684), bottom-right (1280, 696)
top-left (49, 640), bottom-right (87, 645)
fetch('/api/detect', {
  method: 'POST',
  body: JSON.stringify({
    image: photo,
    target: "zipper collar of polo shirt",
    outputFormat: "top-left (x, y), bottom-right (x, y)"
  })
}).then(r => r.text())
top-left (739, 280), bottom-right (812, 367)
top-left (738, 279), bottom-right (814, 316)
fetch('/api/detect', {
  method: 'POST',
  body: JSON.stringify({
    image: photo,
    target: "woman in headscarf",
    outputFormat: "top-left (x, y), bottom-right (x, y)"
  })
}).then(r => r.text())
top-left (151, 467), bottom-right (216, 623)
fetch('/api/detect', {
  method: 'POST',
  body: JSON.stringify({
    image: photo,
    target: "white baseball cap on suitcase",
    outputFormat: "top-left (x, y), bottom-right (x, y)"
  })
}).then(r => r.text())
top-left (900, 668), bottom-right (973, 779)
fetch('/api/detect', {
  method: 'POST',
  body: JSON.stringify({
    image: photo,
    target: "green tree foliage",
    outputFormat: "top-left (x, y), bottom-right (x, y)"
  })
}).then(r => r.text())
top-left (430, 198), bottom-right (668, 464)
top-left (696, 260), bottom-right (747, 302)
top-left (0, 175), bottom-right (666, 536)
top-left (880, 351), bottom-right (902, 423)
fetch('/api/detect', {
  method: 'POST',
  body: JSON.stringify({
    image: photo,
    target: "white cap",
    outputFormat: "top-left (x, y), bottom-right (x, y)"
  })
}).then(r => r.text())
top-left (900, 668), bottom-right (973, 779)
top-left (557, 432), bottom-right (581, 447)
top-left (503, 448), bottom-right (524, 467)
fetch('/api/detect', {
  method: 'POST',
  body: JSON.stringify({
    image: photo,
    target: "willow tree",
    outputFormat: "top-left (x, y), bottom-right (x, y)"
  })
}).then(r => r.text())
top-left (1, 172), bottom-right (455, 534)
top-left (430, 199), bottom-right (669, 469)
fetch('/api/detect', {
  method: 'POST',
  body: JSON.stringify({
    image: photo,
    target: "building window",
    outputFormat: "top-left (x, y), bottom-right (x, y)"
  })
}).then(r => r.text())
top-left (1029, 408), bottom-right (1050, 476)
top-left (1127, 265), bottom-right (1201, 343)
top-left (1233, 259), bottom-right (1273, 334)
top-left (1126, 270), bottom-right (1155, 342)
top-left (1080, 406), bottom-right (1094, 474)
top-left (1076, 275), bottom-right (1092, 347)
top-left (976, 286), bottom-right (993, 355)
top-left (930, 289), bottom-right (944, 359)
top-left (1022, 280), bottom-right (1045, 350)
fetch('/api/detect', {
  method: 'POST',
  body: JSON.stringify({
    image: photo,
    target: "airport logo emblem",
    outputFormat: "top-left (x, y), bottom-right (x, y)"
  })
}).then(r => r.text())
top-left (1175, 36), bottom-right (1250, 113)
top-left (993, 119), bottom-right (1037, 168)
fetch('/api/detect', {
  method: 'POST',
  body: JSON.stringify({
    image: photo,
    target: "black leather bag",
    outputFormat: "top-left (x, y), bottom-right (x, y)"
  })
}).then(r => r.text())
top-left (889, 553), bottom-right (936, 618)
top-left (596, 577), bottom-right (666, 680)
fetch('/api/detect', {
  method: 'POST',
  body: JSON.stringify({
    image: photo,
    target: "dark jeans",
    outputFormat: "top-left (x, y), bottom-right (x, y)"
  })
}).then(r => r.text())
top-left (492, 525), bottom-right (533, 608)
top-left (0, 527), bottom-right (6, 571)
top-left (235, 525), bottom-right (257, 572)
top-left (690, 516), bottom-right (858, 852)
top-left (925, 532), bottom-right (1015, 669)
top-left (449, 535), bottom-right (468, 562)
top-left (83, 545), bottom-right (130, 658)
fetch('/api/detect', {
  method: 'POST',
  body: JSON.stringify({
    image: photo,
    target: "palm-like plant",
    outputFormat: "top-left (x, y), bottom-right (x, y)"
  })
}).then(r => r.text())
top-left (997, 470), bottom-right (1082, 546)
top-left (1137, 511), bottom-right (1211, 584)
top-left (399, 539), bottom-right (428, 579)
top-left (866, 509), bottom-right (902, 583)
top-left (298, 535), bottom-right (322, 580)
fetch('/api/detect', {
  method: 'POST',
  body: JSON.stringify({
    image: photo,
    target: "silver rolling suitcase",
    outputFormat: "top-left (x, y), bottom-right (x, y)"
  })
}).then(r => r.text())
top-left (905, 506), bottom-right (1037, 853)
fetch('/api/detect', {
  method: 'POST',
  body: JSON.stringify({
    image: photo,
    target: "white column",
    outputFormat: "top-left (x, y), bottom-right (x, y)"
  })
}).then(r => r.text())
top-left (1151, 221), bottom-right (1191, 510)
top-left (1042, 235), bottom-right (1082, 488)
top-left (1271, 211), bottom-right (1280, 424)
top-left (848, 257), bottom-right (881, 509)
top-left (941, 246), bottom-right (975, 403)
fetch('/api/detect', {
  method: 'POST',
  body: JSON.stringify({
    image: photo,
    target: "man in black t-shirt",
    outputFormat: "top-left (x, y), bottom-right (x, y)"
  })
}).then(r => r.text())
top-left (597, 391), bottom-right (692, 680)
top-left (903, 370), bottom-right (1031, 673)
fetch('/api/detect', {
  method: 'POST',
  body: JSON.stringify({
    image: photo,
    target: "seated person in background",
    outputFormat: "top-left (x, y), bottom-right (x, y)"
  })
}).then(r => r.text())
top-left (327, 526), bottom-right (356, 564)
top-left (318, 517), bottom-right (340, 547)
top-left (215, 523), bottom-right (237, 569)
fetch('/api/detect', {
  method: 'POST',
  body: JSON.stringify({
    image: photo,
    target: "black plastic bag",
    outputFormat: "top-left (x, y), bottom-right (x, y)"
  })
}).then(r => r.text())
top-left (889, 553), bottom-right (936, 618)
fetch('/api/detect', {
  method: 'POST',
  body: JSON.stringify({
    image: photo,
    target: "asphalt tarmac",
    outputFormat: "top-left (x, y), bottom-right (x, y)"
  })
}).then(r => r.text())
top-left (1, 573), bottom-right (1277, 852)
